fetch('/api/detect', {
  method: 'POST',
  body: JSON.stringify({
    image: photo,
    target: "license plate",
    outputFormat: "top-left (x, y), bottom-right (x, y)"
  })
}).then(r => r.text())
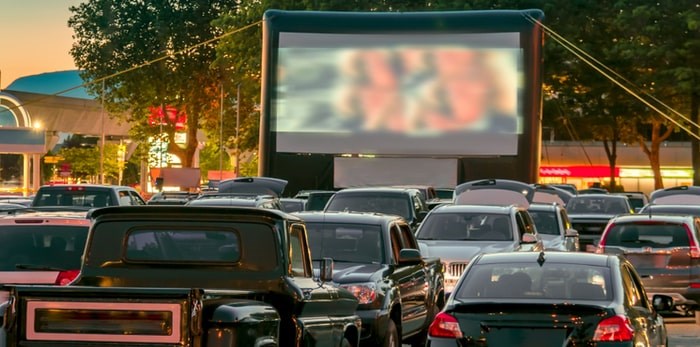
top-left (487, 328), bottom-right (566, 347)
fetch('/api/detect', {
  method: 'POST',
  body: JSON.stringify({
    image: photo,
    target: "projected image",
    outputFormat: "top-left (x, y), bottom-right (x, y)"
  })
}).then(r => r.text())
top-left (273, 32), bottom-right (524, 155)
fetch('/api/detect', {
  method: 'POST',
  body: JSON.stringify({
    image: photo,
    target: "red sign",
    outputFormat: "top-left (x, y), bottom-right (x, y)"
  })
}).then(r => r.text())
top-left (539, 166), bottom-right (619, 178)
top-left (148, 105), bottom-right (187, 131)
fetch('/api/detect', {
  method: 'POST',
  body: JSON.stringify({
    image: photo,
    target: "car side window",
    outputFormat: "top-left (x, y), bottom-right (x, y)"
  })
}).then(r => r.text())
top-left (559, 209), bottom-right (571, 230)
top-left (128, 191), bottom-right (146, 205)
top-left (626, 265), bottom-right (652, 310)
top-left (515, 211), bottom-right (535, 239)
top-left (620, 264), bottom-right (649, 309)
top-left (118, 191), bottom-right (133, 205)
top-left (289, 224), bottom-right (311, 278)
top-left (390, 225), bottom-right (403, 263)
top-left (398, 224), bottom-right (417, 249)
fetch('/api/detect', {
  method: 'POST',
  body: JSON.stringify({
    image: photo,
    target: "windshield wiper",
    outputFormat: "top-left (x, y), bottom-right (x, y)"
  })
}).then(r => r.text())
top-left (15, 264), bottom-right (66, 271)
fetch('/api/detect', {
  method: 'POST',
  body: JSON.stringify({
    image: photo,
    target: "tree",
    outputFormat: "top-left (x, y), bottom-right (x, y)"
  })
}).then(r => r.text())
top-left (69, 0), bottom-right (234, 168)
top-left (613, 1), bottom-right (700, 189)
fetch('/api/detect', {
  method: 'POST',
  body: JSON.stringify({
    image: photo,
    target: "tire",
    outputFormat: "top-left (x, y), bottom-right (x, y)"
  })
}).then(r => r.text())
top-left (382, 320), bottom-right (400, 347)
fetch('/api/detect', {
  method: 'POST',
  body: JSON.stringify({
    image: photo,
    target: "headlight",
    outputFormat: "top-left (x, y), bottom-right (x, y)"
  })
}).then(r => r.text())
top-left (339, 283), bottom-right (377, 304)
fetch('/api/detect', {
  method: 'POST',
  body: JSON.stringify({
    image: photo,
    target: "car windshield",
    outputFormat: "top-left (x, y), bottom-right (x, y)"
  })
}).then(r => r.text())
top-left (528, 210), bottom-right (560, 235)
top-left (325, 194), bottom-right (410, 220)
top-left (604, 222), bottom-right (690, 248)
top-left (416, 212), bottom-right (513, 241)
top-left (0, 226), bottom-right (88, 271)
top-left (455, 263), bottom-right (612, 302)
top-left (34, 189), bottom-right (113, 207)
top-left (566, 196), bottom-right (627, 214)
top-left (305, 222), bottom-right (384, 264)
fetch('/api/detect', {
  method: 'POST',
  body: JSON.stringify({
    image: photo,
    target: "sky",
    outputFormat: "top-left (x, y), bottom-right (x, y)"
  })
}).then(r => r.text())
top-left (0, 0), bottom-right (83, 89)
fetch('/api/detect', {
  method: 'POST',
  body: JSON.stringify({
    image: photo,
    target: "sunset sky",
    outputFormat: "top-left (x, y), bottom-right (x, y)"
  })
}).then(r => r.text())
top-left (0, 0), bottom-right (83, 89)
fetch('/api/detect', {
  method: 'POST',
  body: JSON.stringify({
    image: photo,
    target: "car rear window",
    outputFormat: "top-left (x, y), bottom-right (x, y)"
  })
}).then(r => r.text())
top-left (34, 188), bottom-right (113, 207)
top-left (0, 226), bottom-right (88, 271)
top-left (456, 263), bottom-right (612, 302)
top-left (417, 212), bottom-right (513, 241)
top-left (306, 222), bottom-right (384, 263)
top-left (126, 229), bottom-right (241, 263)
top-left (567, 196), bottom-right (628, 214)
top-left (604, 223), bottom-right (690, 248)
top-left (528, 210), bottom-right (559, 235)
top-left (325, 194), bottom-right (411, 220)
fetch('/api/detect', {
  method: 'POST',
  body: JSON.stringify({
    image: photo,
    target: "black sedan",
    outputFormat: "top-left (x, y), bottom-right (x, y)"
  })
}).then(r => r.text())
top-left (427, 251), bottom-right (671, 346)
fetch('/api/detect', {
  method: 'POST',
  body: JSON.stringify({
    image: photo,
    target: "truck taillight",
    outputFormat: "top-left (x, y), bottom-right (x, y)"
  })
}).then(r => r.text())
top-left (593, 315), bottom-right (634, 342)
top-left (55, 270), bottom-right (80, 286)
top-left (683, 224), bottom-right (700, 259)
top-left (428, 312), bottom-right (462, 338)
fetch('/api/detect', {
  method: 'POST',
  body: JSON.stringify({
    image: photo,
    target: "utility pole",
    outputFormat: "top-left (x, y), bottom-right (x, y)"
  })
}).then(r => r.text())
top-left (235, 83), bottom-right (240, 177)
top-left (99, 80), bottom-right (105, 184)
top-left (219, 82), bottom-right (224, 182)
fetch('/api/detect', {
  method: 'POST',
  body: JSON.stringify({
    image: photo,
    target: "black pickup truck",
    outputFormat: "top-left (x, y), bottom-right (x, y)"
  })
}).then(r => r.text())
top-left (1, 206), bottom-right (361, 346)
top-left (296, 211), bottom-right (444, 347)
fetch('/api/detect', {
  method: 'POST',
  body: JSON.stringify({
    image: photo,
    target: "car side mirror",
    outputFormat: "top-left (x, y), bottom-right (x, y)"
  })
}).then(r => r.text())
top-left (319, 257), bottom-right (334, 283)
top-left (521, 233), bottom-right (538, 244)
top-left (565, 228), bottom-right (579, 237)
top-left (652, 294), bottom-right (673, 312)
top-left (398, 249), bottom-right (422, 265)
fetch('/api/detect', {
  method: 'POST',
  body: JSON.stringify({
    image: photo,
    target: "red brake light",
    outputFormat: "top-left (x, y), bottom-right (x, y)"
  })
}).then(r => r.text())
top-left (596, 223), bottom-right (614, 254)
top-left (428, 312), bottom-right (463, 339)
top-left (690, 283), bottom-right (700, 289)
top-left (66, 186), bottom-right (85, 191)
top-left (593, 315), bottom-right (634, 342)
top-left (682, 224), bottom-right (700, 259)
top-left (55, 270), bottom-right (80, 286)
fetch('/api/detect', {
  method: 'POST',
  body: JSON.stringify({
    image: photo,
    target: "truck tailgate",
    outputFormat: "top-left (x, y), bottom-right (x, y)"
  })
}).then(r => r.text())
top-left (5, 285), bottom-right (199, 346)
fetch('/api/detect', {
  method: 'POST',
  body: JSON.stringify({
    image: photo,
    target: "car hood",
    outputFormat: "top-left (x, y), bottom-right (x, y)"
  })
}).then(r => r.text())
top-left (329, 262), bottom-right (386, 284)
top-left (418, 240), bottom-right (515, 260)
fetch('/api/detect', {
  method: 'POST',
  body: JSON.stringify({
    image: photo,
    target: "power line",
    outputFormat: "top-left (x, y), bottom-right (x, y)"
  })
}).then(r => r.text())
top-left (0, 19), bottom-right (262, 117)
top-left (522, 13), bottom-right (700, 141)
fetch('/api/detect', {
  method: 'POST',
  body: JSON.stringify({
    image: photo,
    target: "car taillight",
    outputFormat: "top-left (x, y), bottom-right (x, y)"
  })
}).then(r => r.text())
top-left (428, 312), bottom-right (462, 339)
top-left (593, 315), bottom-right (634, 342)
top-left (690, 283), bottom-right (700, 289)
top-left (595, 223), bottom-right (613, 254)
top-left (65, 186), bottom-right (85, 191)
top-left (683, 224), bottom-right (700, 259)
top-left (55, 270), bottom-right (80, 286)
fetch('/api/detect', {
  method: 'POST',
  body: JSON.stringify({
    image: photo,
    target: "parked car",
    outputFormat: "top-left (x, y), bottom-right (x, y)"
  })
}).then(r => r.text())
top-left (31, 184), bottom-right (146, 207)
top-left (188, 176), bottom-right (286, 210)
top-left (550, 183), bottom-right (578, 195)
top-left (279, 197), bottom-right (306, 212)
top-left (434, 188), bottom-right (455, 200)
top-left (566, 194), bottom-right (632, 251)
top-left (578, 187), bottom-right (609, 195)
top-left (0, 202), bottom-right (26, 213)
top-left (146, 191), bottom-right (199, 205)
top-left (298, 211), bottom-right (444, 347)
top-left (639, 204), bottom-right (700, 216)
top-left (0, 195), bottom-right (33, 207)
top-left (0, 210), bottom-right (90, 303)
top-left (305, 190), bottom-right (335, 211)
top-left (416, 204), bottom-right (543, 295)
top-left (596, 213), bottom-right (700, 324)
top-left (428, 252), bottom-right (671, 346)
top-left (324, 187), bottom-right (429, 231)
top-left (528, 202), bottom-right (579, 252)
top-left (649, 185), bottom-right (700, 204)
top-left (1, 206), bottom-right (361, 346)
top-left (532, 184), bottom-right (575, 206)
top-left (613, 191), bottom-right (649, 213)
top-left (187, 193), bottom-right (283, 209)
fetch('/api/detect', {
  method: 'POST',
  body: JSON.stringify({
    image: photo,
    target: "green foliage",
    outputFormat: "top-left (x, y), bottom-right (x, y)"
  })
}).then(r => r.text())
top-left (68, 0), bottom-right (236, 167)
top-left (56, 144), bottom-right (121, 183)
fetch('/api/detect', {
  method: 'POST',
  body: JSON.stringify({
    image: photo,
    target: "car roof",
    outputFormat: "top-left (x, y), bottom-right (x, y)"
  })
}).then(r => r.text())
top-left (476, 250), bottom-right (613, 267)
top-left (294, 211), bottom-right (404, 224)
top-left (38, 184), bottom-right (135, 190)
top-left (607, 213), bottom-right (694, 224)
top-left (0, 211), bottom-right (90, 223)
top-left (89, 205), bottom-right (299, 221)
top-left (570, 194), bottom-right (626, 200)
top-left (527, 203), bottom-right (560, 211)
top-left (335, 187), bottom-right (417, 194)
top-left (431, 204), bottom-right (517, 213)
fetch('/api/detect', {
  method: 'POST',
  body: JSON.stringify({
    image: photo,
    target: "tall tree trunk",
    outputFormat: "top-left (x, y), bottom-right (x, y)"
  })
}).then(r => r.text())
top-left (639, 119), bottom-right (675, 190)
top-left (692, 91), bottom-right (700, 185)
top-left (602, 139), bottom-right (617, 192)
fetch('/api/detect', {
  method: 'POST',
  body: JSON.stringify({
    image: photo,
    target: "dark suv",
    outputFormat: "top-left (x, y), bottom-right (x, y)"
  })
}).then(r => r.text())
top-left (323, 187), bottom-right (429, 231)
top-left (596, 213), bottom-right (700, 324)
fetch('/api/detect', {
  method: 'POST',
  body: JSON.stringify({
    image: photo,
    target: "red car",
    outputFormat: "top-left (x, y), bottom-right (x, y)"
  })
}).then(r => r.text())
top-left (0, 210), bottom-right (90, 302)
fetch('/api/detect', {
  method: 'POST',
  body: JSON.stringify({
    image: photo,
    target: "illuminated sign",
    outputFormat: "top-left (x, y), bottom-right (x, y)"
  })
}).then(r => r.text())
top-left (539, 166), bottom-right (617, 178)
